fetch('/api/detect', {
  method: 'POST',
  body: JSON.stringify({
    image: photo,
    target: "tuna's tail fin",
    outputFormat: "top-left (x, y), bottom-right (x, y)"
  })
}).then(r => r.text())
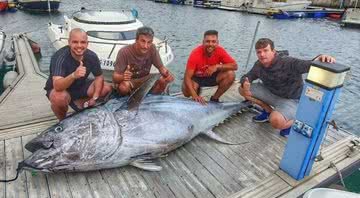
top-left (0, 162), bottom-right (25, 182)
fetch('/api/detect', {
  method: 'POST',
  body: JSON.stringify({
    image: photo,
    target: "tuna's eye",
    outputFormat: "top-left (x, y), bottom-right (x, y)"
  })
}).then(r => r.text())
top-left (55, 126), bottom-right (63, 133)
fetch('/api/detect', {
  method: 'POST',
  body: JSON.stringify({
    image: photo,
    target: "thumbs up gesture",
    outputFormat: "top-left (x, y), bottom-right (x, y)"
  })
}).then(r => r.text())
top-left (123, 65), bottom-right (133, 81)
top-left (239, 77), bottom-right (252, 98)
top-left (74, 60), bottom-right (87, 79)
top-left (243, 77), bottom-right (250, 91)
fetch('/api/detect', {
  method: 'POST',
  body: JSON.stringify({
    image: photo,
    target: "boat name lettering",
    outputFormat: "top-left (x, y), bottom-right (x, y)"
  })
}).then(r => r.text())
top-left (100, 59), bottom-right (115, 67)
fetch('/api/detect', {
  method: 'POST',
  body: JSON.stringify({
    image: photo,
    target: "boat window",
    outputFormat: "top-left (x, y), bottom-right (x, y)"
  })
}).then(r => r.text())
top-left (87, 31), bottom-right (136, 41)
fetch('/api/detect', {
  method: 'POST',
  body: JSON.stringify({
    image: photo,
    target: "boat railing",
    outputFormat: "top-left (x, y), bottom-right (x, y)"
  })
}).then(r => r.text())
top-left (155, 37), bottom-right (168, 54)
top-left (55, 37), bottom-right (130, 46)
top-left (54, 37), bottom-right (169, 59)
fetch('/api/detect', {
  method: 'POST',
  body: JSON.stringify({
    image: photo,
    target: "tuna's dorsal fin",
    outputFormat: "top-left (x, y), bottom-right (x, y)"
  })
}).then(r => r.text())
top-left (127, 73), bottom-right (161, 110)
top-left (201, 130), bottom-right (249, 145)
top-left (130, 159), bottom-right (162, 171)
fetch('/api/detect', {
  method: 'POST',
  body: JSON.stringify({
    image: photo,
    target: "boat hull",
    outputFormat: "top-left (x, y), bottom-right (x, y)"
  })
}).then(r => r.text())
top-left (0, 1), bottom-right (8, 12)
top-left (248, 1), bottom-right (311, 15)
top-left (17, 0), bottom-right (60, 11)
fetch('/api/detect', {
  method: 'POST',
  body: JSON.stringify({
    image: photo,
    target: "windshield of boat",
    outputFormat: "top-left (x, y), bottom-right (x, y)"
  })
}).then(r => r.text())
top-left (87, 30), bottom-right (136, 41)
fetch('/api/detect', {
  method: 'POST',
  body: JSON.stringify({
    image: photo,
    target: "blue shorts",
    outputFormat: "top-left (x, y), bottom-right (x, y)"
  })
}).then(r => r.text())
top-left (250, 82), bottom-right (299, 120)
top-left (192, 72), bottom-right (219, 87)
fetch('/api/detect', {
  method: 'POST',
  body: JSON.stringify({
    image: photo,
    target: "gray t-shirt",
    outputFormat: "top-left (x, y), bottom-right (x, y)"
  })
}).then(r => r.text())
top-left (114, 43), bottom-right (163, 79)
top-left (240, 54), bottom-right (312, 99)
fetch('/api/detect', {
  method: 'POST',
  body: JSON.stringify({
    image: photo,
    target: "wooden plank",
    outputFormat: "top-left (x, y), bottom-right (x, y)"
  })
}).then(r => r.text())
top-left (21, 134), bottom-right (50, 198)
top-left (85, 171), bottom-right (115, 198)
top-left (193, 137), bottom-right (254, 187)
top-left (201, 131), bottom-right (262, 183)
top-left (5, 137), bottom-right (27, 198)
top-left (227, 123), bottom-right (283, 171)
top-left (0, 140), bottom-right (5, 198)
top-left (46, 173), bottom-right (72, 198)
top-left (184, 140), bottom-right (243, 192)
top-left (217, 127), bottom-right (269, 179)
top-left (217, 123), bottom-right (277, 177)
top-left (100, 168), bottom-right (136, 198)
top-left (65, 172), bottom-right (94, 198)
top-left (175, 146), bottom-right (230, 197)
top-left (122, 167), bottom-right (158, 198)
top-left (228, 174), bottom-right (291, 198)
top-left (0, 35), bottom-right (53, 130)
top-left (140, 169), bottom-right (176, 198)
top-left (164, 154), bottom-right (216, 198)
top-left (157, 155), bottom-right (196, 198)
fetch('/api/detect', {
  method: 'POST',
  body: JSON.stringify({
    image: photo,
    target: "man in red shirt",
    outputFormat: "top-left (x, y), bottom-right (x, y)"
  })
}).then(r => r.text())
top-left (182, 30), bottom-right (238, 104)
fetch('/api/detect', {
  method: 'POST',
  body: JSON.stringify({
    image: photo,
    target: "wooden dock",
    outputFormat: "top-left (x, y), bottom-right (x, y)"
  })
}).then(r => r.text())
top-left (0, 34), bottom-right (53, 134)
top-left (0, 34), bottom-right (359, 198)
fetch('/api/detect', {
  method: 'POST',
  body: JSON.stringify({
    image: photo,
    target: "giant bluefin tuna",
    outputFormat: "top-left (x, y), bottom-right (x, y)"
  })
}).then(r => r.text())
top-left (5, 74), bottom-right (247, 178)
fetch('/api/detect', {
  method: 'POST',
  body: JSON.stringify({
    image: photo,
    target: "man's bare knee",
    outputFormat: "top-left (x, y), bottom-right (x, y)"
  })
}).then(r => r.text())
top-left (117, 82), bottom-right (132, 96)
top-left (182, 81), bottom-right (199, 98)
top-left (50, 91), bottom-right (70, 107)
top-left (218, 71), bottom-right (235, 85)
top-left (101, 83), bottom-right (113, 97)
top-left (269, 111), bottom-right (287, 129)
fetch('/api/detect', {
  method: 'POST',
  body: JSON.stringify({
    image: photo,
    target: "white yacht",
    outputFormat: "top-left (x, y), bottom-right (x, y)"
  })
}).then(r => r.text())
top-left (48, 9), bottom-right (174, 74)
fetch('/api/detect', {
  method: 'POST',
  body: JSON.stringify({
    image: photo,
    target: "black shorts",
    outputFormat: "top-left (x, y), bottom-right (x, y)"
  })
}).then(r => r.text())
top-left (192, 72), bottom-right (219, 87)
top-left (45, 79), bottom-right (93, 101)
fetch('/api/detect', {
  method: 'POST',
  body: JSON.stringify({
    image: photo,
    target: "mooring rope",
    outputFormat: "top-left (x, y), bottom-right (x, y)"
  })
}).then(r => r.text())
top-left (330, 162), bottom-right (347, 189)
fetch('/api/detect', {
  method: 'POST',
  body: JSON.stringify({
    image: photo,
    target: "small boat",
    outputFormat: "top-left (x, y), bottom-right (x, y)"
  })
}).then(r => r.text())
top-left (303, 188), bottom-right (360, 198)
top-left (0, 32), bottom-right (6, 65)
top-left (0, 0), bottom-right (8, 12)
top-left (268, 8), bottom-right (344, 19)
top-left (341, 8), bottom-right (360, 27)
top-left (193, 0), bottom-right (221, 8)
top-left (246, 0), bottom-right (312, 15)
top-left (16, 0), bottom-right (60, 12)
top-left (48, 8), bottom-right (174, 74)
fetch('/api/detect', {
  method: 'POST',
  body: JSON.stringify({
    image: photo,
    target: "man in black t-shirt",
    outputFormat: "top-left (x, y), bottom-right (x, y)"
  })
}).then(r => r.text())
top-left (44, 28), bottom-right (112, 120)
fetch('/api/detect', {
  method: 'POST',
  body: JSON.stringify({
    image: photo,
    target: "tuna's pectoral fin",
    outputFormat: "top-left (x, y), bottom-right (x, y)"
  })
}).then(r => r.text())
top-left (126, 73), bottom-right (162, 111)
top-left (130, 159), bottom-right (163, 171)
top-left (201, 130), bottom-right (249, 145)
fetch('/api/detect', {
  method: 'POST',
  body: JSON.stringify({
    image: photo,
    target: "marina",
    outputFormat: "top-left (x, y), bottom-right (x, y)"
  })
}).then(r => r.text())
top-left (0, 34), bottom-right (358, 197)
top-left (0, 0), bottom-right (359, 196)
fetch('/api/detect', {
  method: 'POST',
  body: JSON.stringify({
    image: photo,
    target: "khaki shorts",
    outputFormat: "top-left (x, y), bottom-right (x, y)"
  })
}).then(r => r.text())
top-left (251, 82), bottom-right (299, 120)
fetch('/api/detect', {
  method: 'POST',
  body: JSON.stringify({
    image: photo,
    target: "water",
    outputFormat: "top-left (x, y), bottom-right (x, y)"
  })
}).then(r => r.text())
top-left (0, 0), bottom-right (359, 136)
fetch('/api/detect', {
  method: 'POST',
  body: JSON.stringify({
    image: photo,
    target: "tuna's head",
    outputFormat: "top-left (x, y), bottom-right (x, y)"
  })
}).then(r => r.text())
top-left (25, 116), bottom-right (93, 171)
top-left (23, 107), bottom-right (123, 172)
top-left (25, 114), bottom-right (87, 153)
